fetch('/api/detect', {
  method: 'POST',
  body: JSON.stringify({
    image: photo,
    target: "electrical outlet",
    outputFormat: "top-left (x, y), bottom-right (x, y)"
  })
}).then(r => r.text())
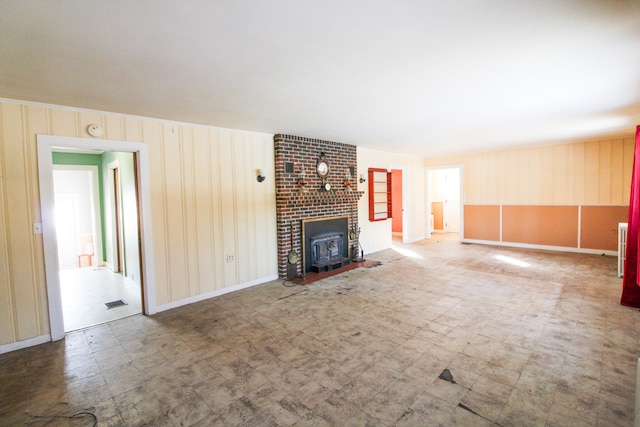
top-left (226, 255), bottom-right (235, 262)
top-left (33, 223), bottom-right (42, 235)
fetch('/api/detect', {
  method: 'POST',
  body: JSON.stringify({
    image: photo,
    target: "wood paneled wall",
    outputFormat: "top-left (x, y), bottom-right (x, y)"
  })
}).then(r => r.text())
top-left (0, 100), bottom-right (277, 347)
top-left (426, 137), bottom-right (634, 206)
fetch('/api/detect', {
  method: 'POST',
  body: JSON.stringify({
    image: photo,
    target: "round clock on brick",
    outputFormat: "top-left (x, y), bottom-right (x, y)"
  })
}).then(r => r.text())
top-left (316, 155), bottom-right (329, 177)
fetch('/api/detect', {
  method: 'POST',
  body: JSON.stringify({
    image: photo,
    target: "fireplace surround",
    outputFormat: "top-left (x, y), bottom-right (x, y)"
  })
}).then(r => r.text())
top-left (274, 134), bottom-right (363, 278)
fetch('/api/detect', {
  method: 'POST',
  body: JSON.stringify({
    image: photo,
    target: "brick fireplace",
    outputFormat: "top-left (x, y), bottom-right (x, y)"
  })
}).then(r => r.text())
top-left (274, 134), bottom-right (363, 278)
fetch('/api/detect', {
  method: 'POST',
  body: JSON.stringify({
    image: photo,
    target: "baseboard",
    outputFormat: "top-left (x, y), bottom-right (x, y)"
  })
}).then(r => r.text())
top-left (0, 334), bottom-right (51, 355)
top-left (155, 274), bottom-right (279, 313)
top-left (461, 238), bottom-right (617, 256)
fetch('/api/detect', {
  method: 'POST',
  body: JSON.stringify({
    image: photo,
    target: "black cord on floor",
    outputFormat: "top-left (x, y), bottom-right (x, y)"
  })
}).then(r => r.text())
top-left (25, 402), bottom-right (97, 426)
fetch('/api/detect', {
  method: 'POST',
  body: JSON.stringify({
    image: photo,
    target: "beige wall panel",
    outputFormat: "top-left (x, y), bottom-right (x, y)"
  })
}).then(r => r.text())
top-left (503, 206), bottom-right (578, 247)
top-left (486, 153), bottom-right (498, 204)
top-left (24, 106), bottom-right (48, 333)
top-left (551, 145), bottom-right (568, 205)
top-left (218, 129), bottom-right (237, 287)
top-left (180, 126), bottom-right (200, 297)
top-left (494, 151), bottom-right (506, 205)
top-left (504, 150), bottom-right (518, 205)
top-left (464, 205), bottom-right (500, 241)
top-left (142, 121), bottom-right (170, 305)
top-left (584, 141), bottom-right (600, 205)
top-left (623, 137), bottom-right (634, 204)
top-left (162, 124), bottom-right (188, 301)
top-left (1, 104), bottom-right (40, 340)
top-left (105, 115), bottom-right (124, 141)
top-left (49, 109), bottom-right (77, 137)
top-left (530, 147), bottom-right (544, 205)
top-left (124, 118), bottom-right (142, 142)
top-left (192, 127), bottom-right (215, 294)
top-left (208, 129), bottom-right (225, 291)
top-left (233, 133), bottom-right (253, 284)
top-left (256, 134), bottom-right (277, 278)
top-left (610, 141), bottom-right (624, 205)
top-left (0, 105), bottom-right (17, 344)
top-left (572, 142), bottom-right (585, 204)
top-left (598, 140), bottom-right (612, 204)
top-left (425, 135), bottom-right (633, 207)
top-left (580, 206), bottom-right (628, 251)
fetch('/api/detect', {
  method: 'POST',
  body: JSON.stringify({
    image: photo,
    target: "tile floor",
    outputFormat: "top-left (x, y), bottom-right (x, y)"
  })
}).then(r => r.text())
top-left (1, 235), bottom-right (638, 426)
top-left (60, 267), bottom-right (142, 332)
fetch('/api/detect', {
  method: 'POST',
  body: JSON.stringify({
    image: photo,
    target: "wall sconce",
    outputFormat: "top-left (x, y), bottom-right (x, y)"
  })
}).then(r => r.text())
top-left (257, 169), bottom-right (266, 183)
top-left (344, 169), bottom-right (352, 190)
top-left (359, 174), bottom-right (366, 183)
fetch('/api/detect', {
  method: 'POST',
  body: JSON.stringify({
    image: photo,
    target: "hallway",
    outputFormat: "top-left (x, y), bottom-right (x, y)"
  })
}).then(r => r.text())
top-left (60, 267), bottom-right (141, 332)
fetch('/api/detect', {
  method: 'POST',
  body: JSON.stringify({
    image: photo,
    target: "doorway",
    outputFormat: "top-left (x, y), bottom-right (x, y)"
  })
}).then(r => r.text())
top-left (391, 169), bottom-right (403, 237)
top-left (427, 166), bottom-right (462, 237)
top-left (38, 135), bottom-right (156, 341)
top-left (52, 155), bottom-right (142, 332)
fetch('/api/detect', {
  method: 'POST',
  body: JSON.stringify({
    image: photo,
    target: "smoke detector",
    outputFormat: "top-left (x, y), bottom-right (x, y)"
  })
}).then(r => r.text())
top-left (87, 124), bottom-right (103, 137)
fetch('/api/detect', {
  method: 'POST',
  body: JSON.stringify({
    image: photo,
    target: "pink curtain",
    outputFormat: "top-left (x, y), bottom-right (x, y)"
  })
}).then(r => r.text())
top-left (621, 125), bottom-right (640, 307)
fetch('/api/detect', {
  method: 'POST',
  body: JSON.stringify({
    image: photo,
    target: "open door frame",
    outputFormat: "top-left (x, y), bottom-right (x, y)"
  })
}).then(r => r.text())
top-left (426, 164), bottom-right (464, 239)
top-left (37, 135), bottom-right (156, 341)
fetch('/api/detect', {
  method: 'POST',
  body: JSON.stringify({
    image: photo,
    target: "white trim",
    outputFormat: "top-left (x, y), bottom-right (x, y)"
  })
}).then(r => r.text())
top-left (577, 205), bottom-right (582, 248)
top-left (499, 204), bottom-right (503, 242)
top-left (37, 135), bottom-right (156, 341)
top-left (155, 275), bottom-right (278, 312)
top-left (461, 238), bottom-right (617, 256)
top-left (0, 334), bottom-right (51, 355)
top-left (364, 244), bottom-right (392, 255)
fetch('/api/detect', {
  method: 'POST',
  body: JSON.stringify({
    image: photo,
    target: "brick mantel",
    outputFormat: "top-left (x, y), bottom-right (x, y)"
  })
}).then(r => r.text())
top-left (274, 134), bottom-right (362, 278)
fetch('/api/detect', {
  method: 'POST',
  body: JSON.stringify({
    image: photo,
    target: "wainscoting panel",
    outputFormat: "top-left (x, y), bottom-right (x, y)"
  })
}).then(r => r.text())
top-left (580, 205), bottom-right (628, 251)
top-left (503, 206), bottom-right (578, 247)
top-left (464, 205), bottom-right (500, 241)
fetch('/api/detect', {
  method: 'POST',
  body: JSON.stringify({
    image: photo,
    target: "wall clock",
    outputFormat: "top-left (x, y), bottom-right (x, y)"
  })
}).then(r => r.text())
top-left (316, 154), bottom-right (329, 177)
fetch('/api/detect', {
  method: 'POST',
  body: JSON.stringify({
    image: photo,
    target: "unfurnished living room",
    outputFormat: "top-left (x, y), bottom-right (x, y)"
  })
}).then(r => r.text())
top-left (1, 1), bottom-right (640, 426)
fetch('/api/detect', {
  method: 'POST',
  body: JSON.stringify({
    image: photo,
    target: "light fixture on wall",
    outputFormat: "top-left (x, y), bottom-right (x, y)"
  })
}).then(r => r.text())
top-left (257, 168), bottom-right (266, 183)
top-left (344, 168), bottom-right (352, 190)
top-left (359, 174), bottom-right (366, 183)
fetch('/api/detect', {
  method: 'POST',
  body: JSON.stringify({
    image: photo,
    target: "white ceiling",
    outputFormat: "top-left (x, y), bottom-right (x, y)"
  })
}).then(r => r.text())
top-left (1, 1), bottom-right (640, 157)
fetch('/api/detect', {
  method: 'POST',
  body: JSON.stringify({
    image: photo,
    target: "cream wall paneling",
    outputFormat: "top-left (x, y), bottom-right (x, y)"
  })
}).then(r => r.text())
top-left (423, 137), bottom-right (634, 206)
top-left (37, 135), bottom-right (156, 341)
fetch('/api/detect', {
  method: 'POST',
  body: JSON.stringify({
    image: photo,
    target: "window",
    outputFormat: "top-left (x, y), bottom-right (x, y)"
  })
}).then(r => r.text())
top-left (368, 168), bottom-right (392, 221)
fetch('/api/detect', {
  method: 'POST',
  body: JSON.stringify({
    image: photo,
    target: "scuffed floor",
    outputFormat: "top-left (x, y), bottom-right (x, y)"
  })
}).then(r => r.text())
top-left (1, 236), bottom-right (637, 426)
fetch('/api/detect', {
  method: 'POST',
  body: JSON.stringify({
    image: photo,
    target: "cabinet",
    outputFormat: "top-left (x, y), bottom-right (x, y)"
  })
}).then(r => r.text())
top-left (368, 168), bottom-right (392, 221)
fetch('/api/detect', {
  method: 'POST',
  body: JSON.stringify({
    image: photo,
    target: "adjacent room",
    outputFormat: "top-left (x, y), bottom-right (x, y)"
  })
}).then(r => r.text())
top-left (1, 1), bottom-right (640, 425)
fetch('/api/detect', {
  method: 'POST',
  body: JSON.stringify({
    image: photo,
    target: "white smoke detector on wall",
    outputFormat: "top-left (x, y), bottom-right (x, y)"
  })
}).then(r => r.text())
top-left (87, 124), bottom-right (103, 137)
